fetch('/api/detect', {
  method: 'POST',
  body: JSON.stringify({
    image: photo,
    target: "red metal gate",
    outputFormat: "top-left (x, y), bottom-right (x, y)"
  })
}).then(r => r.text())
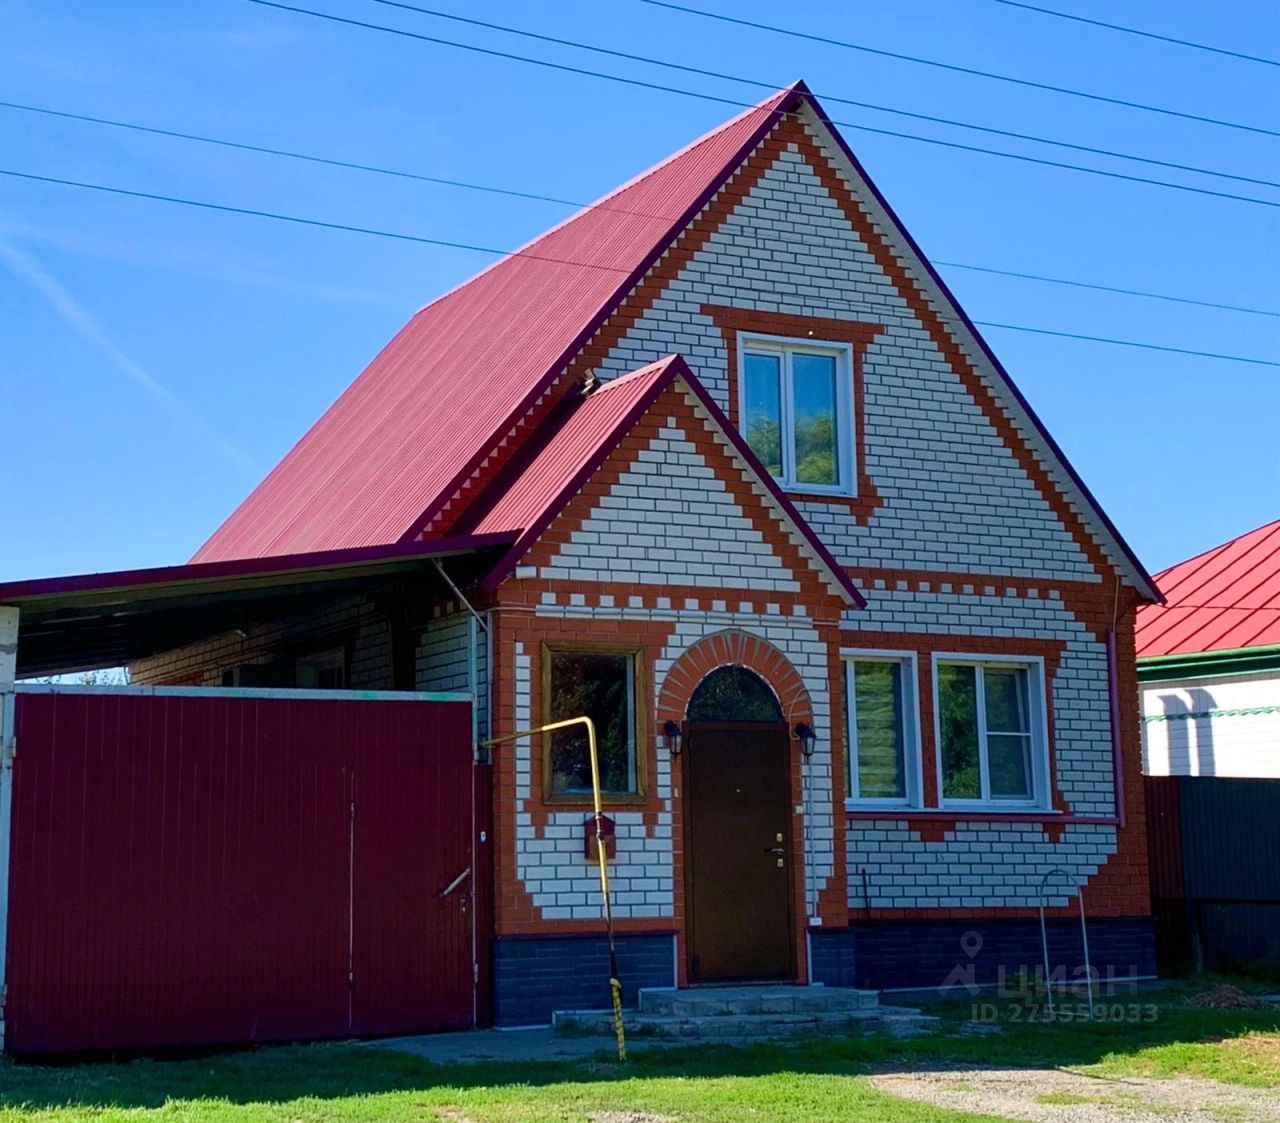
top-left (4, 687), bottom-right (481, 1054)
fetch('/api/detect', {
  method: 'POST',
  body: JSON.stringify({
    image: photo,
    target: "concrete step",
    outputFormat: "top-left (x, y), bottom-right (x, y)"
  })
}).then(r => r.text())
top-left (552, 1008), bottom-right (878, 1040)
top-left (552, 1004), bottom-right (940, 1042)
top-left (637, 985), bottom-right (879, 1018)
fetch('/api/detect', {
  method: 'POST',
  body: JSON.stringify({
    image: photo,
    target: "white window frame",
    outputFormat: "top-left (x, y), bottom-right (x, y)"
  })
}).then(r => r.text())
top-left (737, 331), bottom-right (855, 496)
top-left (931, 652), bottom-right (1052, 811)
top-left (843, 649), bottom-right (922, 810)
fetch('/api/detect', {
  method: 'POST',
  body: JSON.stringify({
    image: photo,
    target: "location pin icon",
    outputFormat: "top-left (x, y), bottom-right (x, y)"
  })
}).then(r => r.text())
top-left (961, 931), bottom-right (983, 960)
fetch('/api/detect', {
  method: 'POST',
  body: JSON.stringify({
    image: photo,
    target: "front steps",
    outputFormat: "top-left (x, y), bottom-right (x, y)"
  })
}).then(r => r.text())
top-left (552, 984), bottom-right (938, 1042)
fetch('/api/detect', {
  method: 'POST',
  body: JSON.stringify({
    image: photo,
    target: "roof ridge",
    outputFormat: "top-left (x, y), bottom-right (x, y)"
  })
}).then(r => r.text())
top-left (1155, 517), bottom-right (1280, 583)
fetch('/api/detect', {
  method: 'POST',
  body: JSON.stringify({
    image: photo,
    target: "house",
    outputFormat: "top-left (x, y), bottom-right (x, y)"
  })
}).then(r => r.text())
top-left (1137, 518), bottom-right (1280, 974)
top-left (1139, 518), bottom-right (1280, 778)
top-left (3, 82), bottom-right (1162, 1032)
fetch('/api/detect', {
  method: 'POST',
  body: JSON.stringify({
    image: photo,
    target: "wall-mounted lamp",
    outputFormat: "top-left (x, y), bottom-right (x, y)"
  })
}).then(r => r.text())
top-left (793, 722), bottom-right (817, 758)
top-left (662, 719), bottom-right (683, 757)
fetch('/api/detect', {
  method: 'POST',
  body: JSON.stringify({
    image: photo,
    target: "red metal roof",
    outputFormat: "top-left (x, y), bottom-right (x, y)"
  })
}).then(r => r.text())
top-left (1137, 518), bottom-right (1280, 658)
top-left (192, 86), bottom-right (800, 563)
top-left (471, 358), bottom-right (674, 538)
top-left (465, 353), bottom-right (864, 606)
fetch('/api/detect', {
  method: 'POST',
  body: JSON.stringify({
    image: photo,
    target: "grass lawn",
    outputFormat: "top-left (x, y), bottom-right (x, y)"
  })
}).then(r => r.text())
top-left (0, 982), bottom-right (1276, 1122)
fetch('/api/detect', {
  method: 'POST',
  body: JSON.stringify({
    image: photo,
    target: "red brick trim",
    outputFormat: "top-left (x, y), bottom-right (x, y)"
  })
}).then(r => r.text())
top-left (658, 629), bottom-right (818, 984)
top-left (781, 120), bottom-right (1119, 583)
top-left (657, 629), bottom-right (814, 729)
top-left (518, 381), bottom-right (849, 611)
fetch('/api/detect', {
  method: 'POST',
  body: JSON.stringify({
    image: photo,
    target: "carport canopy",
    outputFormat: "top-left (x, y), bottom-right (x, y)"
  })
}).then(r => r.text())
top-left (0, 534), bottom-right (515, 678)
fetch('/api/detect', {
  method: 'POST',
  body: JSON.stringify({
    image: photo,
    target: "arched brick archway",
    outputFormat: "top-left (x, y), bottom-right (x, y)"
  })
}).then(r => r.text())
top-left (658, 629), bottom-right (813, 730)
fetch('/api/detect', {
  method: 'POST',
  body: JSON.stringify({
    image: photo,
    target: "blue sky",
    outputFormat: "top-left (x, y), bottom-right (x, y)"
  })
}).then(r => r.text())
top-left (1, 0), bottom-right (1276, 583)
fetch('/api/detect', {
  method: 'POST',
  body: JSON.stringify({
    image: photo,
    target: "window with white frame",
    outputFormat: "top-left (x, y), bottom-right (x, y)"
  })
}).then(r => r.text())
top-left (740, 334), bottom-right (854, 494)
top-left (934, 656), bottom-right (1050, 808)
top-left (844, 653), bottom-right (920, 806)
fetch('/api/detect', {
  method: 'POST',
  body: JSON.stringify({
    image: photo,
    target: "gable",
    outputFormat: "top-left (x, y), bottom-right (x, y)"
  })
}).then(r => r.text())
top-left (188, 80), bottom-right (1155, 599)
top-left (586, 106), bottom-right (1150, 592)
top-left (518, 379), bottom-right (854, 606)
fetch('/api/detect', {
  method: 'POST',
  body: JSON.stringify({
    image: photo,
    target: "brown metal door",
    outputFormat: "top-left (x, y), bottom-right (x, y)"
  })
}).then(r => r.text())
top-left (684, 722), bottom-right (794, 982)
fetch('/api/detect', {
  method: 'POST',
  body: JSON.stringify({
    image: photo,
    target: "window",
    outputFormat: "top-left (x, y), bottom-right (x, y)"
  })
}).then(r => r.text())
top-left (296, 647), bottom-right (346, 689)
top-left (844, 652), bottom-right (920, 806)
top-left (934, 657), bottom-right (1049, 808)
top-left (739, 334), bottom-right (853, 494)
top-left (687, 666), bottom-right (782, 723)
top-left (544, 646), bottom-right (645, 800)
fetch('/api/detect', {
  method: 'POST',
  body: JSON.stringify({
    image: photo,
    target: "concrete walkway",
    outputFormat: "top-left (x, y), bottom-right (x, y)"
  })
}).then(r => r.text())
top-left (367, 1026), bottom-right (636, 1065)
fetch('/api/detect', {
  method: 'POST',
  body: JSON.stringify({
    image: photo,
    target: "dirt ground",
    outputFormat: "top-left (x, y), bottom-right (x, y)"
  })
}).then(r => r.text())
top-left (869, 1064), bottom-right (1280, 1122)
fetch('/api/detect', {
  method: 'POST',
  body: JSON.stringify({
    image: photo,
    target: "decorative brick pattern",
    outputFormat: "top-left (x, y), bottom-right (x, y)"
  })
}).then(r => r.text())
top-left (591, 124), bottom-right (1098, 582)
top-left (540, 419), bottom-right (799, 591)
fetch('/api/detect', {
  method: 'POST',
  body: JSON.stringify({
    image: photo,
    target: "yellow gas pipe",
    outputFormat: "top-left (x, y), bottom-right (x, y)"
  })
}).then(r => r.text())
top-left (483, 716), bottom-right (626, 1062)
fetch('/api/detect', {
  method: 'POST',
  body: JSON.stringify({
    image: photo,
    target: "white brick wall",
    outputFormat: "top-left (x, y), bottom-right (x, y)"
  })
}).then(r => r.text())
top-left (844, 587), bottom-right (1118, 909)
top-left (511, 603), bottom-right (836, 922)
top-left (541, 413), bottom-right (800, 591)
top-left (592, 128), bottom-right (1098, 582)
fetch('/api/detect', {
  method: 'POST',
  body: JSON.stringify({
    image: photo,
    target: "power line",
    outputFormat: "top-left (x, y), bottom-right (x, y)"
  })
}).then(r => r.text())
top-left (361, 0), bottom-right (1277, 189)
top-left (969, 320), bottom-right (1280, 367)
top-left (639, 0), bottom-right (1280, 139)
top-left (3, 163), bottom-right (1276, 368)
top-left (931, 261), bottom-right (1280, 320)
top-left (244, 1), bottom-right (1280, 210)
top-left (0, 166), bottom-right (631, 272)
top-left (994, 1), bottom-right (1280, 68)
top-left (6, 97), bottom-right (1276, 320)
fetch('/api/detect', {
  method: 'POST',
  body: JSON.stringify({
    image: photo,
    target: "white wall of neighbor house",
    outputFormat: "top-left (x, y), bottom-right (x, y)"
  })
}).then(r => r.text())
top-left (1142, 671), bottom-right (1280, 778)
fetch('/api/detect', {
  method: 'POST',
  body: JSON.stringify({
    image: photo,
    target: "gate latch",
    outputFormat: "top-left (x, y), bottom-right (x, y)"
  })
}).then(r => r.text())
top-left (439, 867), bottom-right (471, 898)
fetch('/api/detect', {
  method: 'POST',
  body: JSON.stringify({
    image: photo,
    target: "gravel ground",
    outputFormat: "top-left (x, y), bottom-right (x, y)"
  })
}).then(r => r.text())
top-left (869, 1064), bottom-right (1280, 1122)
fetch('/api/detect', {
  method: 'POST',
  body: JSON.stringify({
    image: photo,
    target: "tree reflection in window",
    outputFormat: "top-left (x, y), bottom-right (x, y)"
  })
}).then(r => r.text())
top-left (548, 650), bottom-right (636, 795)
top-left (687, 666), bottom-right (782, 722)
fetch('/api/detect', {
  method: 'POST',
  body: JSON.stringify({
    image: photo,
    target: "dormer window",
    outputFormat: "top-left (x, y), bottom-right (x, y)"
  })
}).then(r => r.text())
top-left (739, 333), bottom-right (855, 495)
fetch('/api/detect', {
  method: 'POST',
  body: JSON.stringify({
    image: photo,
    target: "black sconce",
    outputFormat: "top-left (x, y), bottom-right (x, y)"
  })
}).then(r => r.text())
top-left (663, 720), bottom-right (683, 757)
top-left (793, 722), bottom-right (817, 758)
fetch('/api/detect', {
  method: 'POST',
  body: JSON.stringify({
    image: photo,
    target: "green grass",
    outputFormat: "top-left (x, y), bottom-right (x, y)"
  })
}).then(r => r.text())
top-left (0, 983), bottom-right (1275, 1121)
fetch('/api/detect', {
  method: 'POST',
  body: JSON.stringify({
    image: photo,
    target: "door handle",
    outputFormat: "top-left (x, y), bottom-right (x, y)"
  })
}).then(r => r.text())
top-left (764, 846), bottom-right (785, 855)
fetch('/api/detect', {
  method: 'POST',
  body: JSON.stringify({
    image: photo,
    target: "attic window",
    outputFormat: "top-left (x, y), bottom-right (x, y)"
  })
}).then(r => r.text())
top-left (739, 333), bottom-right (854, 495)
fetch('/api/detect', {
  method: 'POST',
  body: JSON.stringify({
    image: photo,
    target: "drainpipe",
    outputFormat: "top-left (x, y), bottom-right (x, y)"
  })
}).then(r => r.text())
top-left (0, 605), bottom-right (19, 1051)
top-left (1107, 627), bottom-right (1127, 828)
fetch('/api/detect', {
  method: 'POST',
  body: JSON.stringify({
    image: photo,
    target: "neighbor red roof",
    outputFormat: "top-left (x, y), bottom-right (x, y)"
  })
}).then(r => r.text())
top-left (1137, 518), bottom-right (1280, 658)
top-left (192, 86), bottom-right (800, 563)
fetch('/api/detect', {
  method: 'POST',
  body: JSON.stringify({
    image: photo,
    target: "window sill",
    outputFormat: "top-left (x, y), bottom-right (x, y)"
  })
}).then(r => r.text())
top-left (545, 794), bottom-right (647, 808)
top-left (845, 807), bottom-right (1119, 825)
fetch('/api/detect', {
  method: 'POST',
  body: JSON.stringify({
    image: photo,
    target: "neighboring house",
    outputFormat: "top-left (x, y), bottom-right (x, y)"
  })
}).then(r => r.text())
top-left (104, 82), bottom-right (1161, 1020)
top-left (1139, 518), bottom-right (1280, 778)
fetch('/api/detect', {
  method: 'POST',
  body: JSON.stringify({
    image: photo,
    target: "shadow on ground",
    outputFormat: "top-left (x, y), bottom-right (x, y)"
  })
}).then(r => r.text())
top-left (1, 993), bottom-right (1277, 1114)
